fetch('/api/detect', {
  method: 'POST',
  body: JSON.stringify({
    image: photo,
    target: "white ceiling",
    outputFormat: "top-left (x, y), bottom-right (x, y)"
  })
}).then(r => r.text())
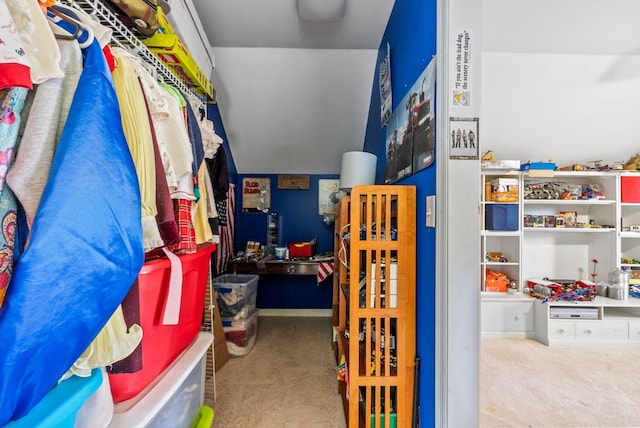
top-left (190, 0), bottom-right (396, 174)
top-left (192, 0), bottom-right (395, 50)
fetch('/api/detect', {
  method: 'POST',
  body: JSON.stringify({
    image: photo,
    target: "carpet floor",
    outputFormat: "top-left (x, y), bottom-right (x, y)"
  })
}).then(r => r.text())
top-left (207, 321), bottom-right (640, 427)
top-left (481, 338), bottom-right (640, 427)
top-left (206, 316), bottom-right (346, 428)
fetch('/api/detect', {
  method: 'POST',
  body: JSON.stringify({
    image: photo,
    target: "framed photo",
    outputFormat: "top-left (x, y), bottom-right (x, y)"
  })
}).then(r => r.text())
top-left (242, 177), bottom-right (271, 213)
top-left (449, 117), bottom-right (479, 159)
top-left (318, 179), bottom-right (344, 215)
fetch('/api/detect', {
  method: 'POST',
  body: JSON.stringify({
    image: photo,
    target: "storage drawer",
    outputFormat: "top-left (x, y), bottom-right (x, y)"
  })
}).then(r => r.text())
top-left (548, 320), bottom-right (575, 340)
top-left (574, 321), bottom-right (602, 340)
top-left (481, 301), bottom-right (533, 332)
top-left (485, 204), bottom-right (519, 231)
top-left (621, 176), bottom-right (640, 203)
top-left (603, 321), bottom-right (629, 340)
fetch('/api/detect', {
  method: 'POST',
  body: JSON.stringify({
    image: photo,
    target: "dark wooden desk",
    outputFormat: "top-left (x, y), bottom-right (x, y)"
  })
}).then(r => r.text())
top-left (227, 258), bottom-right (328, 276)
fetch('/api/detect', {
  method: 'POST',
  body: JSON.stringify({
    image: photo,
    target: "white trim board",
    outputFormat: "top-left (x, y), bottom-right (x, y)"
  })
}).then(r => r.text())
top-left (257, 309), bottom-right (332, 317)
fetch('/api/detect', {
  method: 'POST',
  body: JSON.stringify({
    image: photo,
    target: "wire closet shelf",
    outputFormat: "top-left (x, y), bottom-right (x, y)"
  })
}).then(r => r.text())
top-left (60, 0), bottom-right (203, 102)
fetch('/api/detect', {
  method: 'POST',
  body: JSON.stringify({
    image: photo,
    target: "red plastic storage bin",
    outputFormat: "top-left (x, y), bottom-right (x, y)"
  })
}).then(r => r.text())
top-left (108, 243), bottom-right (215, 403)
top-left (621, 176), bottom-right (640, 203)
top-left (288, 242), bottom-right (316, 257)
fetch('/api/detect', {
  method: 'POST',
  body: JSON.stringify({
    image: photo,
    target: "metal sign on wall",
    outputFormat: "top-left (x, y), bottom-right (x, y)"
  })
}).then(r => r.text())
top-left (242, 177), bottom-right (271, 213)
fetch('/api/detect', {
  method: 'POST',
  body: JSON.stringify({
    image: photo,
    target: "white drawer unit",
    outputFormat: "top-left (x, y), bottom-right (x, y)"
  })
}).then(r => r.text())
top-left (603, 321), bottom-right (629, 340)
top-left (574, 321), bottom-right (603, 341)
top-left (481, 298), bottom-right (535, 338)
top-left (547, 320), bottom-right (575, 341)
top-left (535, 297), bottom-right (640, 347)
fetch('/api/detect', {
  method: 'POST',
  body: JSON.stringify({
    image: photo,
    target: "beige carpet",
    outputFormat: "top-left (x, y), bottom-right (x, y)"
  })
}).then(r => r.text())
top-left (481, 339), bottom-right (640, 427)
top-left (206, 316), bottom-right (346, 428)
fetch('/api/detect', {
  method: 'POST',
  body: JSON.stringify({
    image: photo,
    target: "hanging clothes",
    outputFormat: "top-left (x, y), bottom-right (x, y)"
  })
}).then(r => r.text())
top-left (0, 33), bottom-right (143, 426)
top-left (171, 198), bottom-right (197, 253)
top-left (60, 305), bottom-right (143, 380)
top-left (207, 144), bottom-right (230, 226)
top-left (159, 83), bottom-right (196, 200)
top-left (159, 84), bottom-right (198, 253)
top-left (111, 47), bottom-right (164, 253)
top-left (6, 0), bottom-right (64, 84)
top-left (132, 60), bottom-right (193, 200)
top-left (0, 0), bottom-right (32, 90)
top-left (199, 118), bottom-right (221, 241)
top-left (6, 23), bottom-right (83, 232)
top-left (193, 161), bottom-right (214, 244)
top-left (139, 78), bottom-right (179, 247)
top-left (0, 87), bottom-right (28, 309)
top-left (185, 98), bottom-right (204, 201)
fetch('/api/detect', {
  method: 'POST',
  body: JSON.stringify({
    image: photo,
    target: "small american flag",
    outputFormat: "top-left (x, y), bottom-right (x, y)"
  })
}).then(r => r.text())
top-left (215, 184), bottom-right (235, 275)
top-left (317, 262), bottom-right (334, 284)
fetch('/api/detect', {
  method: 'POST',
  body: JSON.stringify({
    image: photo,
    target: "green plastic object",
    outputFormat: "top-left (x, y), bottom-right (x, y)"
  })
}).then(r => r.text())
top-left (192, 405), bottom-right (214, 428)
top-left (370, 412), bottom-right (397, 428)
top-left (4, 369), bottom-right (102, 428)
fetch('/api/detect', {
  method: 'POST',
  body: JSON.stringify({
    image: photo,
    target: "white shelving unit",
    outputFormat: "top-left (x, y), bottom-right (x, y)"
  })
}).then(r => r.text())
top-left (480, 171), bottom-right (522, 294)
top-left (534, 296), bottom-right (640, 347)
top-left (480, 170), bottom-right (532, 338)
top-left (480, 170), bottom-right (640, 345)
top-left (521, 172), bottom-right (618, 284)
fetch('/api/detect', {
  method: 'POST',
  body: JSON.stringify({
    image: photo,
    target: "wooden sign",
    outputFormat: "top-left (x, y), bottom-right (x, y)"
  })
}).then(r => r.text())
top-left (278, 175), bottom-right (310, 190)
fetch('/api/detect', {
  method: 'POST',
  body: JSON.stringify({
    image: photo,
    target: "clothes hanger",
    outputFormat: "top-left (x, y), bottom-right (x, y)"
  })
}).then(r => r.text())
top-left (46, 6), bottom-right (82, 40)
top-left (47, 5), bottom-right (95, 48)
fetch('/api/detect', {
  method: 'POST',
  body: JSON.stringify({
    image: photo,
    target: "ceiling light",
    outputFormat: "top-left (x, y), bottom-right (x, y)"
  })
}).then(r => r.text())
top-left (297, 0), bottom-right (346, 21)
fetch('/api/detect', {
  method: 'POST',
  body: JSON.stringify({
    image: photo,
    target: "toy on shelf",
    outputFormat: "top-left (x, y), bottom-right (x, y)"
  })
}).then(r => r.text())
top-left (527, 278), bottom-right (596, 302)
top-left (481, 150), bottom-right (521, 171)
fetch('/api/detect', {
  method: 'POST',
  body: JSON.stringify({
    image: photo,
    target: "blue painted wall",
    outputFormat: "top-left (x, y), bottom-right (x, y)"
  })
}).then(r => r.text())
top-left (362, 0), bottom-right (437, 424)
top-left (208, 103), bottom-right (238, 181)
top-left (234, 174), bottom-right (339, 309)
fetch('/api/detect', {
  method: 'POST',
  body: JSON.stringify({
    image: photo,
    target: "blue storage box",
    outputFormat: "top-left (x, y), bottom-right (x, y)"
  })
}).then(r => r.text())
top-left (3, 369), bottom-right (102, 428)
top-left (520, 161), bottom-right (556, 171)
top-left (485, 204), bottom-right (518, 231)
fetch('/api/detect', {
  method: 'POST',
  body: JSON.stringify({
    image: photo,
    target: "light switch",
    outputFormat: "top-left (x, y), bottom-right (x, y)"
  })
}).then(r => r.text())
top-left (426, 195), bottom-right (435, 227)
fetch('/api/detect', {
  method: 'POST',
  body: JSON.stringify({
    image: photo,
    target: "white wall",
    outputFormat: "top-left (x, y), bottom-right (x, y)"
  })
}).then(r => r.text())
top-left (211, 47), bottom-right (377, 174)
top-left (481, 0), bottom-right (640, 167)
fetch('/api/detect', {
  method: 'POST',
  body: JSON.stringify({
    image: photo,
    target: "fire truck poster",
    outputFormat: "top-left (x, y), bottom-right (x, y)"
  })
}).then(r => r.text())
top-left (451, 29), bottom-right (472, 108)
top-left (379, 42), bottom-right (392, 127)
top-left (449, 117), bottom-right (478, 160)
top-left (242, 177), bottom-right (271, 213)
top-left (383, 56), bottom-right (436, 184)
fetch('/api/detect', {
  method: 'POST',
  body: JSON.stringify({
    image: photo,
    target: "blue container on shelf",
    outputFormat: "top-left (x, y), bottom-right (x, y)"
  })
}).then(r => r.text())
top-left (3, 369), bottom-right (102, 428)
top-left (485, 204), bottom-right (518, 231)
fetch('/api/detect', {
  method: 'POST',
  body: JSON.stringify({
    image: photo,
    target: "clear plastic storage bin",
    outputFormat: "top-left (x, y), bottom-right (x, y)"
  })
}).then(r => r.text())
top-left (222, 310), bottom-right (258, 356)
top-left (213, 274), bottom-right (259, 321)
